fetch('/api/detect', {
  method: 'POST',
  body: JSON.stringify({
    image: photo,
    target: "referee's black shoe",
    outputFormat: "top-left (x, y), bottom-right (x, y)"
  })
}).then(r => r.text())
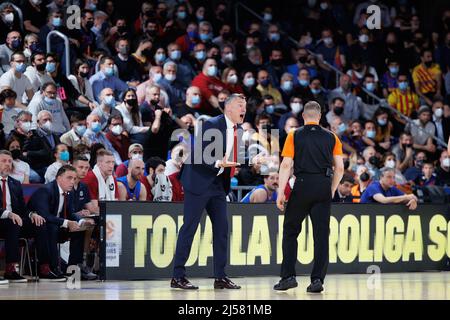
top-left (306, 279), bottom-right (324, 293)
top-left (273, 276), bottom-right (298, 291)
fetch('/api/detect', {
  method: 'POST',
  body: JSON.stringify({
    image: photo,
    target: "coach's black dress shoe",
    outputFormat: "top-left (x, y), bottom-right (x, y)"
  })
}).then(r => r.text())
top-left (306, 279), bottom-right (324, 293)
top-left (170, 277), bottom-right (199, 290)
top-left (273, 276), bottom-right (298, 291)
top-left (214, 277), bottom-right (241, 289)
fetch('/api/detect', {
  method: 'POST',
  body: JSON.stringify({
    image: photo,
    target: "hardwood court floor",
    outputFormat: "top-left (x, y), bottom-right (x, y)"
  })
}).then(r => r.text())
top-left (0, 272), bottom-right (448, 300)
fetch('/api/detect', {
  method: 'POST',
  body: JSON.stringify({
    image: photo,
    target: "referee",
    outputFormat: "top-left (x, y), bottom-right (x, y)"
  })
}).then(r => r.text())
top-left (274, 101), bottom-right (344, 293)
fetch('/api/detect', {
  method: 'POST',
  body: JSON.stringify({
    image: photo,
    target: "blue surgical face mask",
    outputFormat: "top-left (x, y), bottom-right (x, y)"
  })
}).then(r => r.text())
top-left (206, 65), bottom-right (217, 77)
top-left (52, 17), bottom-right (62, 28)
top-left (191, 95), bottom-right (201, 105)
top-left (366, 130), bottom-right (376, 139)
top-left (311, 88), bottom-right (321, 95)
top-left (155, 53), bottom-right (166, 63)
top-left (338, 123), bottom-right (346, 134)
top-left (389, 66), bottom-right (399, 75)
top-left (266, 105), bottom-right (275, 114)
top-left (365, 82), bottom-right (375, 92)
top-left (299, 79), bottom-right (309, 87)
top-left (195, 50), bottom-right (206, 61)
top-left (76, 124), bottom-right (87, 136)
top-left (44, 96), bottom-right (56, 105)
top-left (244, 77), bottom-right (255, 87)
top-left (45, 62), bottom-right (56, 73)
top-left (11, 38), bottom-right (22, 50)
top-left (199, 33), bottom-right (211, 42)
top-left (398, 81), bottom-right (408, 91)
top-left (59, 150), bottom-right (70, 162)
top-left (269, 32), bottom-right (280, 42)
top-left (177, 11), bottom-right (187, 20)
top-left (91, 121), bottom-right (101, 133)
top-left (103, 95), bottom-right (115, 106)
top-left (377, 118), bottom-right (387, 126)
top-left (187, 31), bottom-right (198, 39)
top-left (260, 79), bottom-right (270, 87)
top-left (170, 50), bottom-right (181, 61)
top-left (281, 80), bottom-right (293, 92)
top-left (15, 62), bottom-right (26, 73)
top-left (104, 66), bottom-right (114, 77)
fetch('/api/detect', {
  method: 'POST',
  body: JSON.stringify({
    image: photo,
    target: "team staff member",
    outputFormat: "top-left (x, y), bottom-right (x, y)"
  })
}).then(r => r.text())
top-left (274, 101), bottom-right (344, 293)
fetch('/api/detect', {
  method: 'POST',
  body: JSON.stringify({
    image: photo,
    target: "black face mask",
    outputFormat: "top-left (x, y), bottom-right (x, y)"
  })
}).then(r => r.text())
top-left (126, 98), bottom-right (138, 107)
top-left (271, 59), bottom-right (283, 67)
top-left (369, 155), bottom-right (380, 167)
top-left (416, 160), bottom-right (424, 168)
top-left (159, 10), bottom-right (167, 18)
top-left (334, 106), bottom-right (344, 116)
top-left (402, 143), bottom-right (412, 149)
top-left (424, 61), bottom-right (433, 68)
top-left (218, 101), bottom-right (225, 110)
top-left (117, 26), bottom-right (127, 34)
top-left (79, 71), bottom-right (89, 78)
top-left (142, 48), bottom-right (153, 57)
top-left (11, 149), bottom-right (21, 160)
top-left (36, 63), bottom-right (46, 72)
top-left (298, 56), bottom-right (308, 64)
top-left (360, 172), bottom-right (370, 182)
top-left (150, 99), bottom-right (160, 106)
top-left (343, 159), bottom-right (350, 170)
top-left (85, 21), bottom-right (94, 30)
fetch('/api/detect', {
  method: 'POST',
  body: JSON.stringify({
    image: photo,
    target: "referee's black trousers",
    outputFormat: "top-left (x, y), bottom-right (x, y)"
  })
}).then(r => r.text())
top-left (281, 174), bottom-right (331, 283)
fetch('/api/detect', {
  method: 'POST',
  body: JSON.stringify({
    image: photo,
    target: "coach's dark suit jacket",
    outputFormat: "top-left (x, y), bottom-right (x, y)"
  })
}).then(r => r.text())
top-left (180, 114), bottom-right (244, 195)
top-left (27, 180), bottom-right (78, 227)
top-left (0, 176), bottom-right (28, 219)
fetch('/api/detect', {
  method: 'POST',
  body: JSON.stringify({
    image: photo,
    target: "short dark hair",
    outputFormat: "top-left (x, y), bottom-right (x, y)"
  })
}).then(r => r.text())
top-left (331, 97), bottom-right (345, 105)
top-left (100, 55), bottom-right (114, 65)
top-left (73, 156), bottom-right (89, 165)
top-left (0, 88), bottom-right (17, 104)
top-left (340, 174), bottom-right (355, 185)
top-left (145, 157), bottom-right (166, 172)
top-left (70, 112), bottom-right (86, 124)
top-left (10, 51), bottom-right (25, 62)
top-left (56, 165), bottom-right (76, 178)
top-left (107, 114), bottom-right (123, 126)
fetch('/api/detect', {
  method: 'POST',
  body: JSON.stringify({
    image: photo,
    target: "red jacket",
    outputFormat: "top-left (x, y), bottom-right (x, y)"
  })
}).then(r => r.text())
top-left (191, 72), bottom-right (228, 114)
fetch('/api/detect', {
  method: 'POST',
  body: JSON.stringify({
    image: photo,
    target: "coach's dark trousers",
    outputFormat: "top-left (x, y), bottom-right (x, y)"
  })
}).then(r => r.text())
top-left (281, 174), bottom-right (332, 283)
top-left (173, 177), bottom-right (228, 279)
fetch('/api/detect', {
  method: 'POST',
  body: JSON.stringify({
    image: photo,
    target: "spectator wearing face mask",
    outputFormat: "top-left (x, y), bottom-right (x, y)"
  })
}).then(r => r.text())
top-left (165, 42), bottom-right (195, 90)
top-left (113, 38), bottom-right (141, 84)
top-left (189, 42), bottom-right (207, 74)
top-left (25, 52), bottom-right (55, 93)
top-left (191, 58), bottom-right (228, 115)
top-left (251, 114), bottom-right (280, 156)
top-left (436, 150), bottom-right (450, 186)
top-left (278, 73), bottom-right (295, 106)
top-left (105, 114), bottom-right (130, 162)
top-left (28, 82), bottom-right (70, 135)
top-left (115, 143), bottom-right (146, 178)
top-left (178, 86), bottom-right (202, 117)
top-left (340, 120), bottom-right (367, 155)
top-left (361, 120), bottom-right (377, 148)
top-left (221, 67), bottom-right (244, 95)
top-left (0, 4), bottom-right (22, 44)
top-left (431, 99), bottom-right (449, 151)
top-left (405, 106), bottom-right (436, 157)
top-left (263, 48), bottom-right (287, 89)
top-left (156, 61), bottom-right (186, 108)
top-left (116, 88), bottom-right (150, 141)
top-left (293, 68), bottom-right (314, 103)
top-left (67, 59), bottom-right (96, 114)
top-left (380, 152), bottom-right (407, 185)
top-left (44, 143), bottom-right (71, 183)
top-left (351, 165), bottom-right (372, 203)
top-left (136, 66), bottom-right (168, 106)
top-left (140, 157), bottom-right (169, 201)
top-left (255, 69), bottom-right (283, 105)
top-left (60, 112), bottom-right (88, 148)
top-left (391, 132), bottom-right (414, 172)
top-left (404, 151), bottom-right (427, 183)
top-left (388, 72), bottom-right (420, 128)
top-left (330, 117), bottom-right (355, 155)
top-left (83, 114), bottom-right (122, 165)
top-left (241, 71), bottom-right (261, 100)
top-left (412, 48), bottom-right (443, 106)
top-left (6, 137), bottom-right (30, 184)
top-left (358, 74), bottom-right (381, 121)
top-left (349, 28), bottom-right (381, 71)
top-left (0, 31), bottom-right (24, 75)
top-left (0, 89), bottom-right (22, 136)
top-left (381, 58), bottom-right (401, 98)
top-left (326, 97), bottom-right (345, 127)
top-left (0, 52), bottom-right (35, 109)
top-left (278, 96), bottom-right (303, 131)
top-left (372, 108), bottom-right (393, 153)
top-left (315, 28), bottom-right (346, 75)
top-left (362, 146), bottom-right (381, 181)
top-left (328, 74), bottom-right (361, 122)
top-left (90, 87), bottom-right (121, 129)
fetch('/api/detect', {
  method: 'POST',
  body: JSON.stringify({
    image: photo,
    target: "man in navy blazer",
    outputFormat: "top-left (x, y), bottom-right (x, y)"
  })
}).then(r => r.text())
top-left (28, 165), bottom-right (94, 281)
top-left (171, 93), bottom-right (247, 290)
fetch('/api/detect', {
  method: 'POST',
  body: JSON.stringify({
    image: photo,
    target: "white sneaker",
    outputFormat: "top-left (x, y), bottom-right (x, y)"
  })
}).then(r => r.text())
top-left (0, 278), bottom-right (9, 285)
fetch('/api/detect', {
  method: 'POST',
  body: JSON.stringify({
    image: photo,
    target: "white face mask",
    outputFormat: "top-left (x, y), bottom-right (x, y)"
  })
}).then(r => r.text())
top-left (290, 102), bottom-right (303, 114)
top-left (227, 74), bottom-right (238, 84)
top-left (434, 108), bottom-right (443, 119)
top-left (359, 34), bottom-right (369, 43)
top-left (131, 153), bottom-right (143, 161)
top-left (111, 124), bottom-right (123, 136)
top-left (42, 120), bottom-right (53, 132)
top-left (385, 159), bottom-right (396, 169)
top-left (83, 153), bottom-right (91, 162)
top-left (443, 158), bottom-right (450, 168)
top-left (20, 121), bottom-right (32, 133)
top-left (4, 13), bottom-right (14, 23)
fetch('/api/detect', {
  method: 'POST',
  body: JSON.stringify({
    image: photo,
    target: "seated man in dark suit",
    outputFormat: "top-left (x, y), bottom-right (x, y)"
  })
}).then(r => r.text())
top-left (332, 174), bottom-right (355, 203)
top-left (0, 150), bottom-right (29, 283)
top-left (28, 165), bottom-right (94, 281)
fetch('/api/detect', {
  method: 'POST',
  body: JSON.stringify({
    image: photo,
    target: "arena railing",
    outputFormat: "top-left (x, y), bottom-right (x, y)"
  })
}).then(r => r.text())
top-left (234, 1), bottom-right (447, 148)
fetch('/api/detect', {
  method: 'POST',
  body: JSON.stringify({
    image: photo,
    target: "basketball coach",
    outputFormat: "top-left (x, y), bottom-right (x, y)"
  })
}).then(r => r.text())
top-left (171, 94), bottom-right (246, 290)
top-left (274, 101), bottom-right (344, 293)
